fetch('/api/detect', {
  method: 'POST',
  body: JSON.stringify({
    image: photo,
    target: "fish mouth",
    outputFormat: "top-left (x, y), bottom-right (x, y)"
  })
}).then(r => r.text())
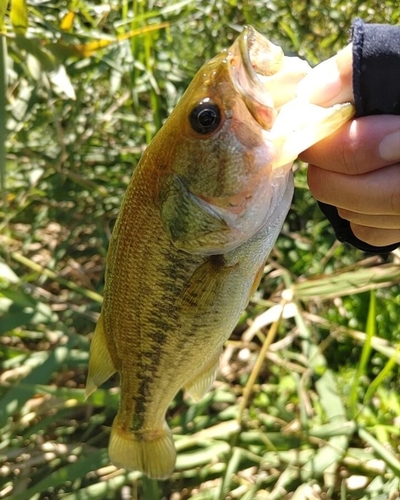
top-left (229, 26), bottom-right (310, 130)
top-left (237, 26), bottom-right (285, 87)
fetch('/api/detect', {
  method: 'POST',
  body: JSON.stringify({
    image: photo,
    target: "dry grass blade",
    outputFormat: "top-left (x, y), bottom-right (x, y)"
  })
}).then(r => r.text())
top-left (10, 251), bottom-right (103, 303)
top-left (292, 264), bottom-right (400, 300)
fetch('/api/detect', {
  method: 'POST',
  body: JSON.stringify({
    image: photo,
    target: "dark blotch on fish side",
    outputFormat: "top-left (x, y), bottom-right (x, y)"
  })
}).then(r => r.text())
top-left (209, 254), bottom-right (226, 269)
top-left (150, 329), bottom-right (168, 345)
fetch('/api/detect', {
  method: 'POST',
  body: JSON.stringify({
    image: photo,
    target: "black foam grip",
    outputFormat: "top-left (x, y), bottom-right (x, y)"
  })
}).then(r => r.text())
top-left (317, 18), bottom-right (400, 254)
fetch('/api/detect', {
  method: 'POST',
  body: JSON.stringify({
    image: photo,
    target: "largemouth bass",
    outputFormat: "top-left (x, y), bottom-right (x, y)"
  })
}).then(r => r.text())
top-left (86, 27), bottom-right (354, 479)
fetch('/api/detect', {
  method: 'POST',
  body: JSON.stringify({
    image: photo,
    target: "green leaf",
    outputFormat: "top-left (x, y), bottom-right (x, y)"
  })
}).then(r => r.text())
top-left (0, 34), bottom-right (5, 191)
top-left (0, 0), bottom-right (9, 31)
top-left (12, 450), bottom-right (110, 500)
top-left (349, 290), bottom-right (376, 415)
top-left (10, 0), bottom-right (28, 35)
top-left (48, 64), bottom-right (76, 100)
top-left (0, 285), bottom-right (56, 334)
top-left (358, 427), bottom-right (400, 476)
top-left (14, 35), bottom-right (57, 72)
top-left (61, 472), bottom-right (140, 500)
top-left (0, 261), bottom-right (19, 283)
top-left (0, 344), bottom-right (69, 428)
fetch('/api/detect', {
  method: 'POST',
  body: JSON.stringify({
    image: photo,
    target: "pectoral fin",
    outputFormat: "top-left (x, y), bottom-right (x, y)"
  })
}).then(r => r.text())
top-left (271, 99), bottom-right (355, 168)
top-left (86, 312), bottom-right (117, 398)
top-left (178, 255), bottom-right (239, 315)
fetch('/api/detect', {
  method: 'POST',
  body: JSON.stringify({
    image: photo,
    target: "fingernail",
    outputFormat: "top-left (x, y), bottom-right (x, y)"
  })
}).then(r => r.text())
top-left (296, 58), bottom-right (342, 104)
top-left (379, 131), bottom-right (400, 161)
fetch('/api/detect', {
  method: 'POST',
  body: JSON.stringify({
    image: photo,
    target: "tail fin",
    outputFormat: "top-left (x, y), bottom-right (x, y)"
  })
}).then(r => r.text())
top-left (109, 417), bottom-right (176, 480)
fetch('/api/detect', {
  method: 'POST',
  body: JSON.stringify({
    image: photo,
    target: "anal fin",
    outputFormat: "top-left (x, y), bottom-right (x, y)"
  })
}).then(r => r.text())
top-left (184, 350), bottom-right (221, 402)
top-left (86, 311), bottom-right (117, 398)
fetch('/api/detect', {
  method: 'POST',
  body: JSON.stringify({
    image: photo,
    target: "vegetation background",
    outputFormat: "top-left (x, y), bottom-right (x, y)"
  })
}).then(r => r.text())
top-left (1, 0), bottom-right (400, 499)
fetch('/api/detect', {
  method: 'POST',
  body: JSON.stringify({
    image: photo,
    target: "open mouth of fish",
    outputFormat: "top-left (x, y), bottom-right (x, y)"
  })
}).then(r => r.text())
top-left (229, 26), bottom-right (311, 131)
top-left (229, 26), bottom-right (354, 169)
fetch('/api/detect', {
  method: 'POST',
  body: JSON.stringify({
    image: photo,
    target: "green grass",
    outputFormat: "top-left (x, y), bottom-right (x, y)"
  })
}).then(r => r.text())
top-left (1, 1), bottom-right (400, 499)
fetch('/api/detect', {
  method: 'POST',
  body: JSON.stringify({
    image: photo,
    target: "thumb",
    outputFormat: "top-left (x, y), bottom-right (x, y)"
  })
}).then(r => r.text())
top-left (296, 44), bottom-right (354, 106)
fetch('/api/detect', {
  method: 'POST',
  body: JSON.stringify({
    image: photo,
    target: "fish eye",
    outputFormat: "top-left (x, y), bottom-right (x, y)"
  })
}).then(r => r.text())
top-left (189, 100), bottom-right (222, 135)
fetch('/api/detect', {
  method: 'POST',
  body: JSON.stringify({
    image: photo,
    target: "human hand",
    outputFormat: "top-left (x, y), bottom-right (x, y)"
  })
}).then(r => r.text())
top-left (297, 45), bottom-right (400, 248)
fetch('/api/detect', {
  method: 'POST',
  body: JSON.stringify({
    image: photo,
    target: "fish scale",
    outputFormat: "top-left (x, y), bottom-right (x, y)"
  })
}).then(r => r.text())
top-left (86, 26), bottom-right (354, 479)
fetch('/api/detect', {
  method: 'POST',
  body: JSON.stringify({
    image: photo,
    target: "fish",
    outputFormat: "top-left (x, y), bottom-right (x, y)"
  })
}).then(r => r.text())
top-left (86, 26), bottom-right (354, 479)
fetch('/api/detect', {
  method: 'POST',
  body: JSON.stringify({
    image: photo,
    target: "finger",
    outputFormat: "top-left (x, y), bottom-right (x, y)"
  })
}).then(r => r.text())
top-left (299, 115), bottom-right (400, 174)
top-left (337, 209), bottom-right (400, 229)
top-left (350, 224), bottom-right (400, 247)
top-left (296, 44), bottom-right (353, 106)
top-left (307, 163), bottom-right (400, 215)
